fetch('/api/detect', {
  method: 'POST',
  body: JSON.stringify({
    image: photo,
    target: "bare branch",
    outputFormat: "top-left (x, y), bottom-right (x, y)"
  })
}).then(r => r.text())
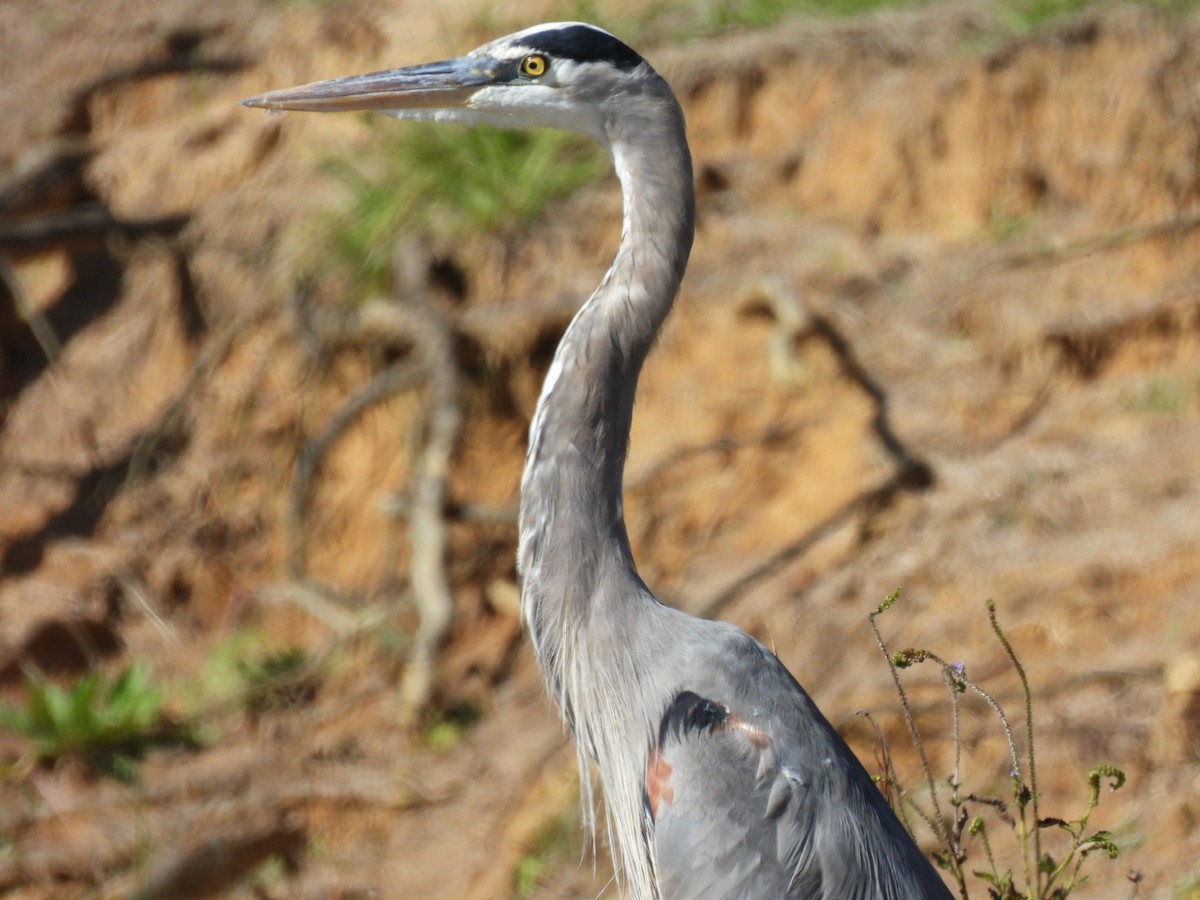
top-left (285, 360), bottom-right (420, 577)
top-left (380, 244), bottom-right (465, 724)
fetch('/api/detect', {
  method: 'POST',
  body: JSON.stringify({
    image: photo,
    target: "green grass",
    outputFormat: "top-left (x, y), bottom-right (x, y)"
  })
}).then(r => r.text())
top-left (1123, 375), bottom-right (1192, 415)
top-left (267, 0), bottom-right (346, 7)
top-left (191, 630), bottom-right (322, 718)
top-left (1000, 0), bottom-right (1200, 31)
top-left (0, 665), bottom-right (194, 780)
top-left (580, 0), bottom-right (1200, 42)
top-left (998, 0), bottom-right (1104, 30)
top-left (705, 0), bottom-right (925, 30)
top-left (318, 122), bottom-right (605, 293)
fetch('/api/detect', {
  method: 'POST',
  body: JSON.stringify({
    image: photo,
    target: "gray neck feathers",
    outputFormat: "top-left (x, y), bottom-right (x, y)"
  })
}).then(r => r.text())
top-left (515, 71), bottom-right (694, 898)
top-left (517, 77), bottom-right (694, 665)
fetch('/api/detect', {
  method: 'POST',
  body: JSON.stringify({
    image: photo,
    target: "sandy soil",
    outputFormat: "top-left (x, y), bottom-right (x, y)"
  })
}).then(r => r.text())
top-left (0, 1), bottom-right (1198, 897)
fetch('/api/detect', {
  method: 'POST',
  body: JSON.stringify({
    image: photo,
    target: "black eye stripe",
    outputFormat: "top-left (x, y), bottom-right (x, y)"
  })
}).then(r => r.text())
top-left (525, 25), bottom-right (643, 71)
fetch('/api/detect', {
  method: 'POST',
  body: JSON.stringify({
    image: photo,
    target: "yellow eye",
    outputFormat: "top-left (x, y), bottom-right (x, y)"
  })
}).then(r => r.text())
top-left (520, 54), bottom-right (547, 77)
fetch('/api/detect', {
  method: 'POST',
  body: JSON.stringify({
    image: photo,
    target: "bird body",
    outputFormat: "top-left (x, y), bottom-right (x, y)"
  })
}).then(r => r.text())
top-left (243, 23), bottom-right (953, 899)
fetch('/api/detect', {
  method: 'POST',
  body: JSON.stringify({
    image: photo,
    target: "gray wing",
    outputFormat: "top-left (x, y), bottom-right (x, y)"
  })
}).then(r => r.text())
top-left (648, 636), bottom-right (953, 899)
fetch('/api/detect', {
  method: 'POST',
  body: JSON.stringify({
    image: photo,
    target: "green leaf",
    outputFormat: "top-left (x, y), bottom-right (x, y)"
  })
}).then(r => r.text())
top-left (66, 675), bottom-right (100, 733)
top-left (1037, 815), bottom-right (1076, 838)
top-left (1087, 765), bottom-right (1126, 792)
top-left (43, 680), bottom-right (75, 731)
top-left (1079, 834), bottom-right (1120, 859)
top-left (0, 665), bottom-right (191, 779)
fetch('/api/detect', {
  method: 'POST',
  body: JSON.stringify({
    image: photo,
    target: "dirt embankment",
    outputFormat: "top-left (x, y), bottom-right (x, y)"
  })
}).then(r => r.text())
top-left (0, 1), bottom-right (1198, 897)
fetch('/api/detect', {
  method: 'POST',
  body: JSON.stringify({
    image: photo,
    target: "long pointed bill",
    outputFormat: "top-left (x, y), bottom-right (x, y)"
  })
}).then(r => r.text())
top-left (239, 57), bottom-right (501, 113)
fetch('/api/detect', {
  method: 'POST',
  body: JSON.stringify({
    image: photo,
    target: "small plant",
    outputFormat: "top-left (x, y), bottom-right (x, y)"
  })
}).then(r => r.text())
top-left (421, 701), bottom-right (484, 751)
top-left (193, 631), bottom-right (322, 719)
top-left (318, 122), bottom-right (604, 292)
top-left (236, 647), bottom-right (319, 717)
top-left (0, 665), bottom-right (194, 780)
top-left (869, 590), bottom-right (1126, 898)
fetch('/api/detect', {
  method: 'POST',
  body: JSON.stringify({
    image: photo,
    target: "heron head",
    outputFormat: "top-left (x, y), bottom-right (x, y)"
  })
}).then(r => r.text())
top-left (240, 22), bottom-right (657, 145)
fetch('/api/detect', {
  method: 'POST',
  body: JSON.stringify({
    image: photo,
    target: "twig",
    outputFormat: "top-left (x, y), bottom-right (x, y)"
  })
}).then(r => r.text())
top-left (987, 599), bottom-right (1042, 895)
top-left (739, 276), bottom-right (935, 489)
top-left (116, 574), bottom-right (181, 646)
top-left (1045, 294), bottom-right (1200, 379)
top-left (737, 275), bottom-right (814, 384)
top-left (999, 207), bottom-right (1200, 270)
top-left (286, 361), bottom-right (420, 576)
top-left (0, 204), bottom-right (188, 252)
top-left (625, 422), bottom-right (801, 492)
top-left (893, 648), bottom-right (1021, 781)
top-left (696, 463), bottom-right (919, 619)
top-left (256, 579), bottom-right (388, 637)
top-left (0, 254), bottom-right (61, 367)
top-left (868, 591), bottom-right (953, 851)
top-left (380, 244), bottom-right (465, 724)
top-left (283, 244), bottom-right (466, 723)
top-left (858, 710), bottom-right (907, 824)
top-left (943, 666), bottom-right (963, 813)
top-left (0, 138), bottom-right (92, 215)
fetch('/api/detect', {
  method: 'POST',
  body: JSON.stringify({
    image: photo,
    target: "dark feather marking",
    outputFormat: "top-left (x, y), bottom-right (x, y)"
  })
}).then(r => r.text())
top-left (657, 690), bottom-right (730, 747)
top-left (648, 691), bottom-right (730, 822)
top-left (529, 25), bottom-right (644, 71)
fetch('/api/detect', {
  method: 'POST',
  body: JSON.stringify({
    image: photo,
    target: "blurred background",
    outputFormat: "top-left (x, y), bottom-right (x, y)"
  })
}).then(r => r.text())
top-left (1, 0), bottom-right (1199, 896)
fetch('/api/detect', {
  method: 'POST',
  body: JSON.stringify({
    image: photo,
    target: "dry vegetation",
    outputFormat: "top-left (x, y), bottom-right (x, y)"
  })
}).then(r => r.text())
top-left (1, 0), bottom-right (1199, 897)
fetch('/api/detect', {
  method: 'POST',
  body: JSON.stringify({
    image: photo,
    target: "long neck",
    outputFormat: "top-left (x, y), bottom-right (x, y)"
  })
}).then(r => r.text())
top-left (518, 93), bottom-right (695, 664)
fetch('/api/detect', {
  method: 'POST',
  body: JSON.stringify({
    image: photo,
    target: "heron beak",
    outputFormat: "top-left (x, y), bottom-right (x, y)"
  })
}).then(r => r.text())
top-left (239, 56), bottom-right (500, 114)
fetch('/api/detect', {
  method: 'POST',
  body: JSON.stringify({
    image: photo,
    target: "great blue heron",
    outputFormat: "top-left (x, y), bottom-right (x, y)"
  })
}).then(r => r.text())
top-left (243, 22), bottom-right (953, 899)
